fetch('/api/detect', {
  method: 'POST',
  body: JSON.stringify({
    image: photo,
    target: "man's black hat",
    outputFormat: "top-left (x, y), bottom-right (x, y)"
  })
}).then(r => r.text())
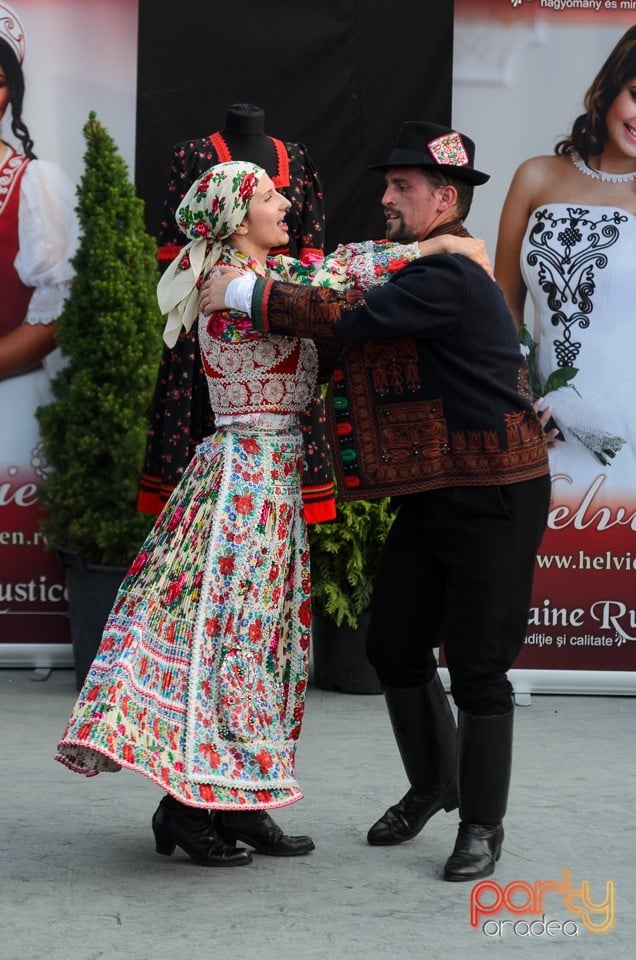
top-left (370, 121), bottom-right (490, 185)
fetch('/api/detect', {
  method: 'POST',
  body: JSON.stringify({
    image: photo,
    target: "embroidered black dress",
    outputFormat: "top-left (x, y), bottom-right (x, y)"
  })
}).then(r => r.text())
top-left (138, 133), bottom-right (332, 521)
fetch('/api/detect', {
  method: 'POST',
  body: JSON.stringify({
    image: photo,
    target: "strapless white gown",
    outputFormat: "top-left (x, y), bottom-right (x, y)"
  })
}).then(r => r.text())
top-left (521, 203), bottom-right (636, 500)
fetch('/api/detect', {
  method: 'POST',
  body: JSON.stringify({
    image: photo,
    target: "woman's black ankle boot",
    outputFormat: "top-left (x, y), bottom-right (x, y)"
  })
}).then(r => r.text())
top-left (152, 795), bottom-right (252, 866)
top-left (216, 810), bottom-right (315, 856)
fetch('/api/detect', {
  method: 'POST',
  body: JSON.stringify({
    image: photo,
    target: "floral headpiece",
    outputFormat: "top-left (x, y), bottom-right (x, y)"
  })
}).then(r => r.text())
top-left (157, 161), bottom-right (264, 347)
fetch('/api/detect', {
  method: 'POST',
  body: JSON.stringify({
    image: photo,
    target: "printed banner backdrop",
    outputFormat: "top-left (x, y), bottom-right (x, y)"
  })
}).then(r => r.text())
top-left (4, 1), bottom-right (632, 695)
top-left (0, 0), bottom-right (138, 666)
top-left (2, 0), bottom-right (453, 666)
top-left (452, 0), bottom-right (636, 694)
top-left (135, 0), bottom-right (454, 253)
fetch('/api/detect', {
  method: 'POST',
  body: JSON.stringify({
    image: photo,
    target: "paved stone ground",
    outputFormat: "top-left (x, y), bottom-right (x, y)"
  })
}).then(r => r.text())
top-left (1, 668), bottom-right (634, 959)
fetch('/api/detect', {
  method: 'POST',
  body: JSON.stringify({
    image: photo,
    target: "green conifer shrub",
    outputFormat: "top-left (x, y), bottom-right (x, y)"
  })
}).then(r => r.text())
top-left (308, 498), bottom-right (395, 629)
top-left (37, 112), bottom-right (163, 566)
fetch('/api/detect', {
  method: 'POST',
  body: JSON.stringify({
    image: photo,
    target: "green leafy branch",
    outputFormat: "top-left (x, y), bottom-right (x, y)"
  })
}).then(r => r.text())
top-left (309, 498), bottom-right (395, 630)
top-left (519, 324), bottom-right (624, 466)
top-left (519, 323), bottom-right (581, 400)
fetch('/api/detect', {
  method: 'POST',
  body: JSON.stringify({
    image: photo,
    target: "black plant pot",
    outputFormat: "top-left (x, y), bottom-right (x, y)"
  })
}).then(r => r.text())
top-left (311, 608), bottom-right (383, 694)
top-left (57, 549), bottom-right (126, 690)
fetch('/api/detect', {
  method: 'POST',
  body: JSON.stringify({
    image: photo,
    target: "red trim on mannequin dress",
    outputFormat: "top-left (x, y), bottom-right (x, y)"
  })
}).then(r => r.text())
top-left (302, 488), bottom-right (337, 524)
top-left (298, 246), bottom-right (324, 261)
top-left (157, 243), bottom-right (185, 263)
top-left (269, 138), bottom-right (290, 188)
top-left (210, 132), bottom-right (290, 187)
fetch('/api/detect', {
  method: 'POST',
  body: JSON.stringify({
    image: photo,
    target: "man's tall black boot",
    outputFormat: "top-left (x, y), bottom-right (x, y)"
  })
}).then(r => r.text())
top-left (443, 709), bottom-right (514, 881)
top-left (367, 673), bottom-right (458, 845)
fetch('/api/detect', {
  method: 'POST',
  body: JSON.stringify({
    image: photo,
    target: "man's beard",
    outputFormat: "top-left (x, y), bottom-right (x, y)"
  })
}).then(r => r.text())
top-left (385, 216), bottom-right (416, 244)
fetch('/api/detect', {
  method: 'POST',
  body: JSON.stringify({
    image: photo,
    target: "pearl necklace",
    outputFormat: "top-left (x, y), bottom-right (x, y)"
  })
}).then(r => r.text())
top-left (571, 150), bottom-right (636, 183)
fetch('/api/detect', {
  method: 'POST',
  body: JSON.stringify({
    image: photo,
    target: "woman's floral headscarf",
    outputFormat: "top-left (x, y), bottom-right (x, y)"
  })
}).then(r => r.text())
top-left (157, 161), bottom-right (264, 347)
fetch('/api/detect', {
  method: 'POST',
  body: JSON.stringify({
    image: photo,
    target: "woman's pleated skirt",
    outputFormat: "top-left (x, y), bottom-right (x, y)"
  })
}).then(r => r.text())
top-left (55, 422), bottom-right (312, 809)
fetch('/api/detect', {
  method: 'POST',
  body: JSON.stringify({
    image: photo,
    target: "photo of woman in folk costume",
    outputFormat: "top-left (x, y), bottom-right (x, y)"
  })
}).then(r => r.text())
top-left (0, 2), bottom-right (79, 644)
top-left (55, 160), bottom-right (489, 868)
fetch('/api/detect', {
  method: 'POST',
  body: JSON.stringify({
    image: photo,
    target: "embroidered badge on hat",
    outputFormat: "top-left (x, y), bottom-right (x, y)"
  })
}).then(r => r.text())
top-left (427, 132), bottom-right (469, 169)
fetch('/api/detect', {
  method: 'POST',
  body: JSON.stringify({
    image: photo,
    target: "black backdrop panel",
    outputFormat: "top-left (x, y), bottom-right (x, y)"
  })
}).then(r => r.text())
top-left (136, 1), bottom-right (454, 251)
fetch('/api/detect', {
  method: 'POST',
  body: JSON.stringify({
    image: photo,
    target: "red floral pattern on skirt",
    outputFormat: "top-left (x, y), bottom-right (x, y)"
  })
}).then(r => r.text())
top-left (55, 423), bottom-right (311, 810)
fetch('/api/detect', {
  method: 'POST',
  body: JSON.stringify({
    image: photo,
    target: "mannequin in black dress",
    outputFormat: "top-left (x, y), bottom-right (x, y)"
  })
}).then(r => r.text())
top-left (138, 104), bottom-right (332, 523)
top-left (218, 103), bottom-right (278, 173)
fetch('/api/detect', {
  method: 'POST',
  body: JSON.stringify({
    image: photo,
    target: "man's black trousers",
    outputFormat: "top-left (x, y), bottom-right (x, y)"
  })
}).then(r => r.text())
top-left (366, 475), bottom-right (551, 715)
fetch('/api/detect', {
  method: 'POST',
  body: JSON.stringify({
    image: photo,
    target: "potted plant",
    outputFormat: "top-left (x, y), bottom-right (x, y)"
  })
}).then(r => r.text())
top-left (36, 112), bottom-right (163, 687)
top-left (308, 497), bottom-right (395, 693)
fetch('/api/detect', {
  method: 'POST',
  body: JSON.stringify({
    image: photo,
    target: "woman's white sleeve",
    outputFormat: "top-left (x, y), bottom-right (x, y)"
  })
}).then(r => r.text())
top-left (15, 160), bottom-right (80, 324)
